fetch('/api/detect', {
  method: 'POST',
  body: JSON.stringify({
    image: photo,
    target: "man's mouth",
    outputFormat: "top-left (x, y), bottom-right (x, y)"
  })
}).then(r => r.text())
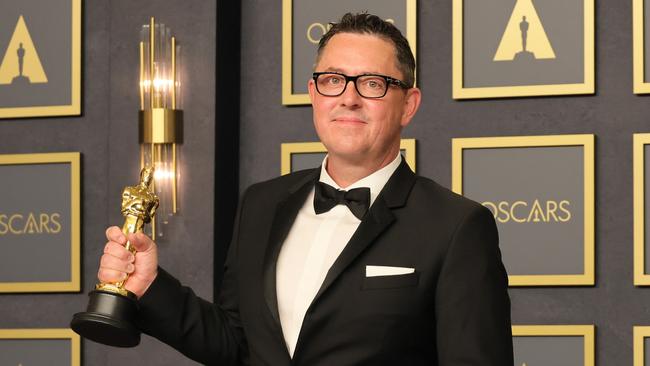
top-left (332, 116), bottom-right (367, 124)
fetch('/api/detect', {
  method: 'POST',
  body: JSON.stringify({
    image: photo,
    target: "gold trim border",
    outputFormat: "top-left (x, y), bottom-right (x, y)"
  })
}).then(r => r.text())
top-left (634, 134), bottom-right (650, 285)
top-left (512, 325), bottom-right (595, 366)
top-left (0, 152), bottom-right (81, 292)
top-left (282, 0), bottom-right (418, 105)
top-left (634, 0), bottom-right (650, 93)
top-left (0, 0), bottom-right (81, 118)
top-left (0, 328), bottom-right (80, 366)
top-left (281, 138), bottom-right (416, 175)
top-left (452, 134), bottom-right (595, 286)
top-left (634, 326), bottom-right (650, 366)
top-left (452, 0), bottom-right (595, 99)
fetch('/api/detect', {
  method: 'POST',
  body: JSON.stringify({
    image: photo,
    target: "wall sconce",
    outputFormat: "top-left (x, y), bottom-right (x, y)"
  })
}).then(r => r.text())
top-left (139, 17), bottom-right (182, 238)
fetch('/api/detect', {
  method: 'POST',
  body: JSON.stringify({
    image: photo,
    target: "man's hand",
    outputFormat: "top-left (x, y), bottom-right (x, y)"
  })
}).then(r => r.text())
top-left (98, 226), bottom-right (159, 298)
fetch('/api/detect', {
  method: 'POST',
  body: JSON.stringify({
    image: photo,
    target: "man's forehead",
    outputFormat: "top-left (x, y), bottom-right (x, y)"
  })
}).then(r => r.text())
top-left (315, 33), bottom-right (398, 72)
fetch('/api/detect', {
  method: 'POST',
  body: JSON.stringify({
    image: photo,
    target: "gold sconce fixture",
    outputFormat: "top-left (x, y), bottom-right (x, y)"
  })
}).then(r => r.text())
top-left (139, 17), bottom-right (182, 238)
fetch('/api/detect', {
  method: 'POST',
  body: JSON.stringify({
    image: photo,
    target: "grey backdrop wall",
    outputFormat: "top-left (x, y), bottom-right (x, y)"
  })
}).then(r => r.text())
top-left (239, 1), bottom-right (650, 365)
top-left (0, 1), bottom-right (215, 365)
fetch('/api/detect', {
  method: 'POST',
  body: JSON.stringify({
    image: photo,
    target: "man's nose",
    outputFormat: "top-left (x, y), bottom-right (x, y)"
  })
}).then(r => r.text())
top-left (340, 80), bottom-right (362, 106)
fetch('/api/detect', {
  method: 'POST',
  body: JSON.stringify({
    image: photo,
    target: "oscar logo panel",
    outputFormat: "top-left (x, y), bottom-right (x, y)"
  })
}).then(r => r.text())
top-left (0, 329), bottom-right (80, 366)
top-left (453, 0), bottom-right (594, 99)
top-left (513, 326), bottom-right (595, 366)
top-left (0, 153), bottom-right (80, 292)
top-left (281, 139), bottom-right (416, 174)
top-left (0, 0), bottom-right (80, 118)
top-left (282, 0), bottom-right (416, 105)
top-left (452, 135), bottom-right (595, 286)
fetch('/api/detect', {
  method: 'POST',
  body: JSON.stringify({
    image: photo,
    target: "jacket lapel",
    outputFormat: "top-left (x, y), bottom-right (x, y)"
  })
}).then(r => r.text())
top-left (311, 159), bottom-right (417, 305)
top-left (262, 170), bottom-right (318, 326)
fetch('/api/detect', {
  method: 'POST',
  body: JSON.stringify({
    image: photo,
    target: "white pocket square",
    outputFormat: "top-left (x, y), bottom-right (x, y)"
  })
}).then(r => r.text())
top-left (365, 265), bottom-right (415, 277)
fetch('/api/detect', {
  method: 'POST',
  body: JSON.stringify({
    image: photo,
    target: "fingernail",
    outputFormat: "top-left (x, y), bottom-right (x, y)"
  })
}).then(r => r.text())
top-left (127, 264), bottom-right (135, 273)
top-left (128, 254), bottom-right (135, 262)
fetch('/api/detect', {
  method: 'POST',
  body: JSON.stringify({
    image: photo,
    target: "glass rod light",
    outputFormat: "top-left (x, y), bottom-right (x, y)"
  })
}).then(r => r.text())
top-left (138, 17), bottom-right (183, 238)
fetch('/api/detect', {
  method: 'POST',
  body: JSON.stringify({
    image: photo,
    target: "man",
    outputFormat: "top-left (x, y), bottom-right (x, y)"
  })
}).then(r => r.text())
top-left (99, 13), bottom-right (513, 365)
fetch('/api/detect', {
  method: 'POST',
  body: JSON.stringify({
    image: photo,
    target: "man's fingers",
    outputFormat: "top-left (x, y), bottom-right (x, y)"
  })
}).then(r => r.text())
top-left (103, 242), bottom-right (134, 261)
top-left (105, 226), bottom-right (126, 244)
top-left (126, 232), bottom-right (155, 253)
top-left (100, 254), bottom-right (134, 274)
top-left (98, 268), bottom-right (127, 283)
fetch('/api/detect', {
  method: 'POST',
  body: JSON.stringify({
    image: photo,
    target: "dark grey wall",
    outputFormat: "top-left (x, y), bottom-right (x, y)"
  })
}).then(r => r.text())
top-left (239, 1), bottom-right (650, 365)
top-left (0, 1), bottom-right (214, 365)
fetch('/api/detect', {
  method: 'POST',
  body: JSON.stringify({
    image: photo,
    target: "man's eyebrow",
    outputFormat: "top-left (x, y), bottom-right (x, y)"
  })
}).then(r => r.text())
top-left (322, 67), bottom-right (383, 75)
top-left (323, 67), bottom-right (345, 73)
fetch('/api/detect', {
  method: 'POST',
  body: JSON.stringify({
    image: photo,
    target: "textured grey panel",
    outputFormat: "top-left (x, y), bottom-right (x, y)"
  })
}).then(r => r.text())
top-left (0, 339), bottom-right (71, 365)
top-left (0, 163), bottom-right (71, 282)
top-left (291, 152), bottom-right (325, 172)
top-left (0, 0), bottom-right (72, 107)
top-left (463, 0), bottom-right (584, 87)
top-left (463, 146), bottom-right (585, 276)
top-left (239, 0), bottom-right (648, 365)
top-left (513, 336), bottom-right (583, 365)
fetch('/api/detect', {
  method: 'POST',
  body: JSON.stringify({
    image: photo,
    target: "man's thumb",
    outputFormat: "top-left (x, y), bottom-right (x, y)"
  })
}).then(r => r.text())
top-left (127, 232), bottom-right (155, 253)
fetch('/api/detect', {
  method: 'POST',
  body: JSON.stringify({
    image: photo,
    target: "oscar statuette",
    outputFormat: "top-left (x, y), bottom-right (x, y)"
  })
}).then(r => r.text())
top-left (71, 166), bottom-right (159, 347)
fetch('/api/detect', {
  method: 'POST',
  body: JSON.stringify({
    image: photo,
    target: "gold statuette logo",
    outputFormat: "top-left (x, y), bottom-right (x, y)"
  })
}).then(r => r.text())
top-left (493, 0), bottom-right (555, 61)
top-left (0, 15), bottom-right (48, 85)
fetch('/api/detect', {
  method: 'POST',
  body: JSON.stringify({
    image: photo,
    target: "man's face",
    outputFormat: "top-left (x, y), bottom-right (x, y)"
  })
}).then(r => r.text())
top-left (308, 32), bottom-right (421, 167)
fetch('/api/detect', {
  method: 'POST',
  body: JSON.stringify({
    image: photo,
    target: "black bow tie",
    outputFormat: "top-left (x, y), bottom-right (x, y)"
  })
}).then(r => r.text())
top-left (314, 181), bottom-right (370, 220)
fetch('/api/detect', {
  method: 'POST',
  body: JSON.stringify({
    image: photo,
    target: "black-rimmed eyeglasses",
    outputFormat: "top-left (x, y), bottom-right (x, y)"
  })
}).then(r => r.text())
top-left (312, 72), bottom-right (410, 99)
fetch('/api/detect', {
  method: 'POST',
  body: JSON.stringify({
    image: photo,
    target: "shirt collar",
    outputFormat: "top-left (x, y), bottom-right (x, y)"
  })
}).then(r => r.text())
top-left (319, 152), bottom-right (402, 207)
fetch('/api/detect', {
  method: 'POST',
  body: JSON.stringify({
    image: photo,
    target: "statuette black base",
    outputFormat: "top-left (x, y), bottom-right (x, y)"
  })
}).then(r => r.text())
top-left (71, 290), bottom-right (141, 347)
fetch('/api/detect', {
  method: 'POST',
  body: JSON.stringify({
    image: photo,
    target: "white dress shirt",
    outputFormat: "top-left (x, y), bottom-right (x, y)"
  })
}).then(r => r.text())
top-left (275, 153), bottom-right (402, 357)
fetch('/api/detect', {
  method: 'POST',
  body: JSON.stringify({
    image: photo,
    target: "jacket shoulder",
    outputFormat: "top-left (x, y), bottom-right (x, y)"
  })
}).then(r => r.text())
top-left (409, 176), bottom-right (491, 219)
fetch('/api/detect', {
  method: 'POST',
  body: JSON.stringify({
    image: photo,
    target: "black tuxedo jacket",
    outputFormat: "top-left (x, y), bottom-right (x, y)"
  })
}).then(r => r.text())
top-left (137, 160), bottom-right (513, 365)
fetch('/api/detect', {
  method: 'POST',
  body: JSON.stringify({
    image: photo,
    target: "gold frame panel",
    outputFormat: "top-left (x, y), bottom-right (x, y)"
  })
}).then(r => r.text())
top-left (452, 134), bottom-right (595, 286)
top-left (512, 325), bottom-right (595, 366)
top-left (0, 152), bottom-right (80, 292)
top-left (634, 0), bottom-right (650, 93)
top-left (634, 326), bottom-right (650, 366)
top-left (452, 0), bottom-right (595, 99)
top-left (282, 0), bottom-right (418, 105)
top-left (0, 0), bottom-right (81, 118)
top-left (633, 134), bottom-right (650, 285)
top-left (0, 328), bottom-right (80, 366)
top-left (281, 138), bottom-right (416, 175)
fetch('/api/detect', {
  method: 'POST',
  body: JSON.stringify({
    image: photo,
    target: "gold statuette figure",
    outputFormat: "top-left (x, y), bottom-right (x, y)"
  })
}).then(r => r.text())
top-left (71, 167), bottom-right (159, 347)
top-left (97, 166), bottom-right (159, 296)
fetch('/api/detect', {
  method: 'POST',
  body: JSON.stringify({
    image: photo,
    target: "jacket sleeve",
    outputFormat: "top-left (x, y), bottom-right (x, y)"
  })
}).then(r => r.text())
top-left (435, 204), bottom-right (514, 365)
top-left (136, 189), bottom-right (250, 366)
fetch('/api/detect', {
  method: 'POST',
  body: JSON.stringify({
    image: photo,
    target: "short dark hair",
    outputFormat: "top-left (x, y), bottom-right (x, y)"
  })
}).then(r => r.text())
top-left (316, 12), bottom-right (415, 87)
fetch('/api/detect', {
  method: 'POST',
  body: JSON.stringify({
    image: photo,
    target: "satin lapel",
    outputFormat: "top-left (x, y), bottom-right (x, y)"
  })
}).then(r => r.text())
top-left (311, 160), bottom-right (417, 305)
top-left (262, 170), bottom-right (318, 326)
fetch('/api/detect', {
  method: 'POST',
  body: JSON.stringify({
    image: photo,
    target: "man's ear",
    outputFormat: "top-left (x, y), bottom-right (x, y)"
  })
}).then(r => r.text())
top-left (308, 79), bottom-right (316, 104)
top-left (400, 87), bottom-right (421, 128)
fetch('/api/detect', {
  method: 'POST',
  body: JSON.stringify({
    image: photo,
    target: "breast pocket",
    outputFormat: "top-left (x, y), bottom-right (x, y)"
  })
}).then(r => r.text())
top-left (362, 271), bottom-right (419, 290)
